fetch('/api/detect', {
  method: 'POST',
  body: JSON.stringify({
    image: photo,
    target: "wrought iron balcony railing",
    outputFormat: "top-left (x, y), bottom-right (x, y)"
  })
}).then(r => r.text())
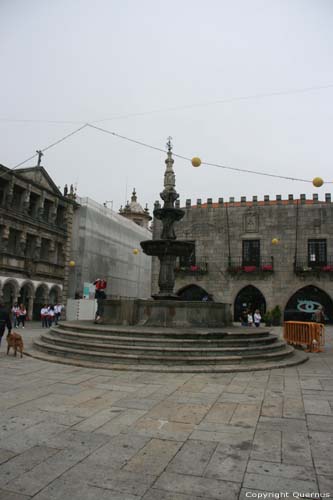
top-left (227, 257), bottom-right (274, 275)
top-left (294, 257), bottom-right (333, 275)
top-left (175, 262), bottom-right (208, 275)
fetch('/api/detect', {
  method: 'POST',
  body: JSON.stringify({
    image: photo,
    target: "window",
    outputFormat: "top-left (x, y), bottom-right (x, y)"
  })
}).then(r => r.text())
top-left (308, 239), bottom-right (327, 266)
top-left (242, 240), bottom-right (260, 267)
top-left (179, 242), bottom-right (196, 268)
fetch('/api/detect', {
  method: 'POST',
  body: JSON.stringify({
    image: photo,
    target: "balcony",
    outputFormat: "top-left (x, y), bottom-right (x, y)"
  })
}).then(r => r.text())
top-left (175, 262), bottom-right (208, 276)
top-left (294, 257), bottom-right (333, 277)
top-left (227, 257), bottom-right (274, 277)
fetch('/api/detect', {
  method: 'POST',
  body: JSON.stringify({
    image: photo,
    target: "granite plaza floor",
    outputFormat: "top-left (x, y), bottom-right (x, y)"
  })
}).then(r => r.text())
top-left (0, 322), bottom-right (332, 500)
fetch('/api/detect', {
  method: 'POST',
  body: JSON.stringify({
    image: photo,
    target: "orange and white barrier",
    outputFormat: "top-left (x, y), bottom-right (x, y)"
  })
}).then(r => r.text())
top-left (283, 321), bottom-right (325, 353)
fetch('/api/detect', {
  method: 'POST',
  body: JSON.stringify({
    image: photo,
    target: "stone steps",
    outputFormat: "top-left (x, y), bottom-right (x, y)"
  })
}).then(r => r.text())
top-left (42, 332), bottom-right (285, 356)
top-left (31, 321), bottom-right (309, 372)
top-left (49, 327), bottom-right (278, 347)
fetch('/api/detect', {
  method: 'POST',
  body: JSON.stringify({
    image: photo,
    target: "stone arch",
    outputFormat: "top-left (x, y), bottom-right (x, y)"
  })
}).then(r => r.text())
top-left (49, 285), bottom-right (62, 305)
top-left (233, 285), bottom-right (266, 322)
top-left (176, 284), bottom-right (212, 301)
top-left (284, 285), bottom-right (333, 323)
top-left (33, 283), bottom-right (49, 320)
top-left (2, 279), bottom-right (20, 310)
top-left (18, 280), bottom-right (35, 320)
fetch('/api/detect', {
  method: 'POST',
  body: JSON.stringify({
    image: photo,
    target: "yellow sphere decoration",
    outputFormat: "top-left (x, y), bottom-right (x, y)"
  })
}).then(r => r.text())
top-left (312, 177), bottom-right (324, 188)
top-left (271, 238), bottom-right (279, 245)
top-left (191, 157), bottom-right (202, 168)
top-left (69, 260), bottom-right (76, 267)
top-left (133, 248), bottom-right (139, 255)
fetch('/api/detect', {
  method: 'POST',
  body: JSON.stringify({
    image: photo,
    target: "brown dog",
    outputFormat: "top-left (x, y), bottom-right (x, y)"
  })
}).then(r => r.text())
top-left (6, 332), bottom-right (24, 358)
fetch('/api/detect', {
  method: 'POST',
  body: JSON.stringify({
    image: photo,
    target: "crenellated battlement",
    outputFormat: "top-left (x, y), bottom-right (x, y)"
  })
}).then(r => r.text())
top-left (153, 193), bottom-right (332, 209)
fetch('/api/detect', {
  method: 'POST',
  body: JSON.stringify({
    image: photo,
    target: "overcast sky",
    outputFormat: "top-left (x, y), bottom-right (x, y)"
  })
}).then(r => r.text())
top-left (1, 0), bottom-right (332, 212)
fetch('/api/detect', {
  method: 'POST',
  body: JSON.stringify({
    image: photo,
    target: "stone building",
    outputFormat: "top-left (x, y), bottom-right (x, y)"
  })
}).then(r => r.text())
top-left (152, 191), bottom-right (333, 323)
top-left (68, 196), bottom-right (152, 300)
top-left (0, 164), bottom-right (77, 319)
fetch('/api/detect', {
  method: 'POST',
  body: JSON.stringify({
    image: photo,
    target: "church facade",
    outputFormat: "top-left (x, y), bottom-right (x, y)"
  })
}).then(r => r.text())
top-left (0, 164), bottom-right (76, 319)
top-left (151, 193), bottom-right (333, 323)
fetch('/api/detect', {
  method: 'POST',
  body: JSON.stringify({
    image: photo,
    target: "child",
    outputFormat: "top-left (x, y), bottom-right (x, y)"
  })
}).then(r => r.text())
top-left (254, 309), bottom-right (262, 327)
top-left (247, 312), bottom-right (254, 327)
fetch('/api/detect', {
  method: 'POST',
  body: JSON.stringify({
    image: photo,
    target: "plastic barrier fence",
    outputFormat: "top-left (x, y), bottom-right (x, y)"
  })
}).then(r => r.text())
top-left (283, 321), bottom-right (325, 352)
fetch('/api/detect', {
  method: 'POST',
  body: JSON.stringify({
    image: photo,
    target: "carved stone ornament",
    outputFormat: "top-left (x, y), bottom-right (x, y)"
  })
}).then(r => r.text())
top-left (244, 211), bottom-right (259, 233)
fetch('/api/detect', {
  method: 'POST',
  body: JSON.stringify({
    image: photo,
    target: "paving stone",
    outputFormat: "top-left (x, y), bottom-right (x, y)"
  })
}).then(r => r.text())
top-left (246, 459), bottom-right (316, 479)
top-left (282, 397), bottom-right (305, 418)
top-left (251, 429), bottom-right (281, 463)
top-left (0, 445), bottom-right (60, 487)
top-left (309, 430), bottom-right (333, 475)
top-left (191, 424), bottom-right (255, 443)
top-left (304, 398), bottom-right (332, 415)
top-left (318, 475), bottom-right (333, 495)
top-left (230, 403), bottom-right (261, 427)
top-left (145, 401), bottom-right (210, 424)
top-left (204, 440), bottom-right (251, 483)
top-left (218, 393), bottom-right (262, 403)
top-left (85, 433), bottom-right (151, 468)
top-left (261, 397), bottom-right (283, 417)
top-left (0, 421), bottom-right (68, 453)
top-left (123, 438), bottom-right (182, 475)
top-left (143, 489), bottom-right (206, 500)
top-left (132, 417), bottom-right (194, 441)
top-left (72, 407), bottom-right (124, 432)
top-left (0, 449), bottom-right (17, 465)
top-left (257, 416), bottom-right (307, 432)
top-left (281, 432), bottom-right (313, 466)
top-left (93, 409), bottom-right (147, 436)
top-left (154, 471), bottom-right (240, 499)
top-left (88, 469), bottom-right (156, 497)
top-left (0, 490), bottom-right (31, 500)
top-left (307, 414), bottom-right (333, 432)
top-left (201, 402), bottom-right (237, 424)
top-left (167, 439), bottom-right (217, 475)
top-left (243, 472), bottom-right (318, 494)
top-left (110, 397), bottom-right (159, 410)
top-left (167, 391), bottom-right (218, 405)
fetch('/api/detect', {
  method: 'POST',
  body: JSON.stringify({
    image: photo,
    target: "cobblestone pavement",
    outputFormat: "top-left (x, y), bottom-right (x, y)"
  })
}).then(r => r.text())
top-left (0, 322), bottom-right (332, 500)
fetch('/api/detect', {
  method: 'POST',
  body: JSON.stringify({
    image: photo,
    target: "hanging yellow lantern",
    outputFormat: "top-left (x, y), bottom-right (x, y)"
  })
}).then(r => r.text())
top-left (312, 177), bottom-right (324, 188)
top-left (191, 157), bottom-right (202, 167)
top-left (133, 248), bottom-right (139, 255)
top-left (69, 260), bottom-right (76, 267)
top-left (271, 238), bottom-right (279, 245)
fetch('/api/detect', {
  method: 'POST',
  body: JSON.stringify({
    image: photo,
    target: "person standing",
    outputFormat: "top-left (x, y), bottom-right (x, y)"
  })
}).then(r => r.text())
top-left (11, 303), bottom-right (19, 328)
top-left (314, 306), bottom-right (325, 324)
top-left (48, 306), bottom-right (55, 327)
top-left (41, 305), bottom-right (48, 328)
top-left (0, 303), bottom-right (12, 346)
top-left (54, 303), bottom-right (62, 325)
top-left (17, 304), bottom-right (27, 328)
top-left (254, 309), bottom-right (262, 327)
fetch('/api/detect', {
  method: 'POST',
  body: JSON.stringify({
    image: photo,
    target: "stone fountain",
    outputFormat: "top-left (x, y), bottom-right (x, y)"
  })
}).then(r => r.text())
top-left (140, 139), bottom-right (194, 300)
top-left (33, 139), bottom-right (308, 370)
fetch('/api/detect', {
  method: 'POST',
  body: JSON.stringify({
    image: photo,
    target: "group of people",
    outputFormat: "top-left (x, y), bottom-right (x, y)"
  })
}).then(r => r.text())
top-left (11, 303), bottom-right (27, 328)
top-left (240, 308), bottom-right (262, 327)
top-left (40, 304), bottom-right (63, 327)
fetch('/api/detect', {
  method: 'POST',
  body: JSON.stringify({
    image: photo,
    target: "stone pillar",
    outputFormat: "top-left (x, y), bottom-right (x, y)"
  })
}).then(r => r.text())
top-left (27, 295), bottom-right (34, 320)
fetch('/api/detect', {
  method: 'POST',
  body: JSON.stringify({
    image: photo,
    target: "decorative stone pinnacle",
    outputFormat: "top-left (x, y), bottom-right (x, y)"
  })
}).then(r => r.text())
top-left (164, 137), bottom-right (175, 192)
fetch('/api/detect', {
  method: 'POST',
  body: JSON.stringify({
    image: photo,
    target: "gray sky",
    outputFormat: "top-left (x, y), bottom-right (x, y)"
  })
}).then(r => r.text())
top-left (1, 0), bottom-right (333, 212)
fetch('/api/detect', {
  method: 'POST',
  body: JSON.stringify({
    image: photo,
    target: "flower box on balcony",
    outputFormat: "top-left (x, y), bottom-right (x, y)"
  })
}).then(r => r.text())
top-left (243, 266), bottom-right (257, 273)
top-left (262, 264), bottom-right (273, 271)
top-left (322, 265), bottom-right (333, 272)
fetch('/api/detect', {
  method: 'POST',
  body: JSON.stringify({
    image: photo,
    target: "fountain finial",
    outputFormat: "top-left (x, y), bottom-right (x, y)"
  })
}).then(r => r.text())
top-left (161, 136), bottom-right (178, 208)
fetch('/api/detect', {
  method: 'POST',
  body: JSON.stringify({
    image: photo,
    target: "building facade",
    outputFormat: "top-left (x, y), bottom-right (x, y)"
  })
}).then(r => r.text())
top-left (152, 192), bottom-right (333, 323)
top-left (69, 196), bottom-right (152, 300)
top-left (0, 165), bottom-right (76, 319)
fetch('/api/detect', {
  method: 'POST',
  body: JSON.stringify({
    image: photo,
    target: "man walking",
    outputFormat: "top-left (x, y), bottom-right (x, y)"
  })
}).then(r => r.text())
top-left (0, 303), bottom-right (12, 347)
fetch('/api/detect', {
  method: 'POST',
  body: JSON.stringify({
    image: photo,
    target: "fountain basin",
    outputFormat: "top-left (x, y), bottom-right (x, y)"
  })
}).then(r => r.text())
top-left (101, 298), bottom-right (232, 327)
